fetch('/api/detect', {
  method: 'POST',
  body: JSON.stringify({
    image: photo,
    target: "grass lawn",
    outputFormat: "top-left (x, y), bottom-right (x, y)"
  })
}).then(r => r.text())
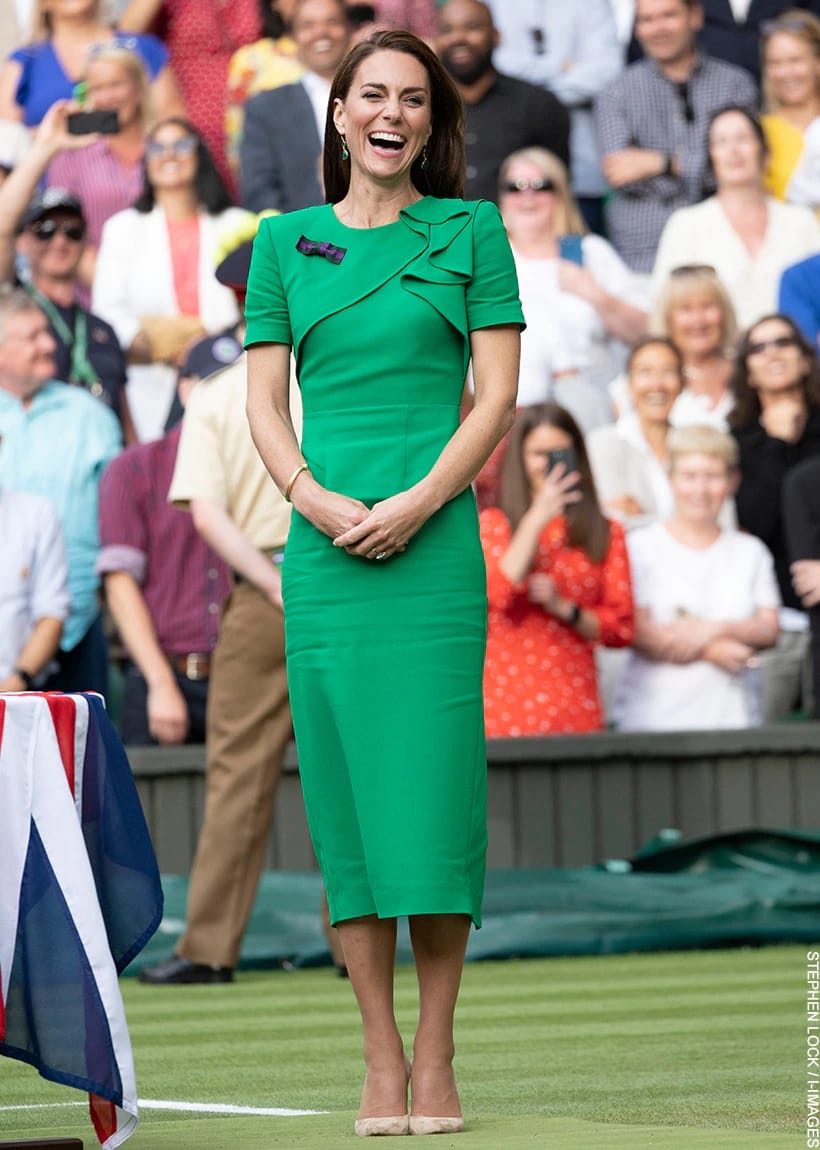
top-left (0, 943), bottom-right (810, 1149)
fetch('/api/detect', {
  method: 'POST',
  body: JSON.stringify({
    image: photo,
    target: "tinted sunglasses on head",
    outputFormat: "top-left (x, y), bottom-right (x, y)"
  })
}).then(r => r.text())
top-left (500, 178), bottom-right (556, 195)
top-left (30, 219), bottom-right (86, 242)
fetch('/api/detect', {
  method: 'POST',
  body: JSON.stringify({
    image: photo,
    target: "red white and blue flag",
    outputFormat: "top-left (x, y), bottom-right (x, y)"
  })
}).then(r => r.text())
top-left (0, 692), bottom-right (163, 1148)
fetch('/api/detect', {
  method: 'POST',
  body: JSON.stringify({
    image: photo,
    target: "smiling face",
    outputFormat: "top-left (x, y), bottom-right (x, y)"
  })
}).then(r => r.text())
top-left (85, 55), bottom-right (143, 129)
top-left (744, 317), bottom-right (810, 394)
top-left (333, 49), bottom-right (432, 188)
top-left (628, 342), bottom-right (683, 426)
top-left (292, 0), bottom-right (350, 79)
top-left (667, 288), bottom-right (726, 360)
top-left (669, 451), bottom-right (735, 527)
top-left (708, 110), bottom-right (765, 189)
top-left (145, 122), bottom-right (199, 193)
top-left (437, 0), bottom-right (497, 86)
top-left (634, 0), bottom-right (702, 66)
top-left (0, 306), bottom-right (57, 400)
top-left (18, 210), bottom-right (86, 284)
top-left (498, 155), bottom-right (558, 240)
top-left (765, 31), bottom-right (820, 109)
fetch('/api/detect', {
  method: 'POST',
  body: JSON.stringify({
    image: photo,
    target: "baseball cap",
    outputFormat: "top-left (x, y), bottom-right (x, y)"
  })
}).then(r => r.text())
top-left (22, 188), bottom-right (86, 230)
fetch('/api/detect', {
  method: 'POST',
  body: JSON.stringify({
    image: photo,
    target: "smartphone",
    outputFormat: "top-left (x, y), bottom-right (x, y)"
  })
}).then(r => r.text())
top-left (545, 447), bottom-right (579, 475)
top-left (67, 109), bottom-right (120, 136)
top-left (558, 233), bottom-right (584, 265)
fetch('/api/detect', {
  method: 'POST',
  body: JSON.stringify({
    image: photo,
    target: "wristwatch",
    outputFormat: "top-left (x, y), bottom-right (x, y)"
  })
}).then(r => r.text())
top-left (663, 153), bottom-right (675, 177)
top-left (14, 667), bottom-right (34, 689)
top-left (565, 603), bottom-right (581, 628)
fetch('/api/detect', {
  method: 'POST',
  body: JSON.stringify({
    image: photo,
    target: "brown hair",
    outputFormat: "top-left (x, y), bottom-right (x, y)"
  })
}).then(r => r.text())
top-left (498, 147), bottom-right (587, 237)
top-left (729, 313), bottom-right (820, 428)
top-left (499, 402), bottom-right (611, 565)
top-left (627, 334), bottom-right (685, 377)
top-left (323, 29), bottom-right (465, 202)
top-left (762, 8), bottom-right (820, 112)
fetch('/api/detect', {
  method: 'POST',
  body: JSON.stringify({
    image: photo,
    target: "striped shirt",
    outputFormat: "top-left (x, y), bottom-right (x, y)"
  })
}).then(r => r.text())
top-left (594, 53), bottom-right (758, 272)
top-left (46, 139), bottom-right (144, 251)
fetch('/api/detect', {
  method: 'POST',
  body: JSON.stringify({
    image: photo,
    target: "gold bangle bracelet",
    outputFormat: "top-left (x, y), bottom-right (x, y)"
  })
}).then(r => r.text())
top-left (284, 462), bottom-right (310, 502)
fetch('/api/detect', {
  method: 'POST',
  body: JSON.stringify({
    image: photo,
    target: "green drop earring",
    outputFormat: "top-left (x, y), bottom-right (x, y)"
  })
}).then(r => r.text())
top-left (340, 134), bottom-right (349, 161)
top-left (420, 145), bottom-right (429, 170)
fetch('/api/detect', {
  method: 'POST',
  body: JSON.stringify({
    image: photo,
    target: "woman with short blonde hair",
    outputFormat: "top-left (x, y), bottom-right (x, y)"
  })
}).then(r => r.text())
top-left (760, 9), bottom-right (820, 206)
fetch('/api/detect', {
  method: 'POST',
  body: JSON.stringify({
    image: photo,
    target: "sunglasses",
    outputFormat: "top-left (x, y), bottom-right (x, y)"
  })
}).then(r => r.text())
top-left (500, 178), bottom-right (556, 194)
top-left (145, 137), bottom-right (197, 159)
top-left (30, 219), bottom-right (86, 242)
top-left (746, 334), bottom-right (800, 357)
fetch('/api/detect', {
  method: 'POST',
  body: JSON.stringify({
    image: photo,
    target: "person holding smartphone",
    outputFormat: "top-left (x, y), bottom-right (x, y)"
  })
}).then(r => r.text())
top-left (480, 402), bottom-right (634, 736)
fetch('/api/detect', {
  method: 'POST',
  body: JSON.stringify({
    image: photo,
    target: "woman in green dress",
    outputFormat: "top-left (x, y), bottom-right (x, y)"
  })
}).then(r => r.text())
top-left (245, 29), bottom-right (523, 1137)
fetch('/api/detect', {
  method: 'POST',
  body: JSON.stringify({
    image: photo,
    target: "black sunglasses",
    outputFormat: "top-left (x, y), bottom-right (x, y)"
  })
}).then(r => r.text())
top-left (500, 178), bottom-right (556, 194)
top-left (30, 219), bottom-right (86, 243)
top-left (746, 334), bottom-right (800, 357)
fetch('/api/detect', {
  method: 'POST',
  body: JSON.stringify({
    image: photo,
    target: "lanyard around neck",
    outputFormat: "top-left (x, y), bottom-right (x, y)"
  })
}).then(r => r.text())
top-left (25, 284), bottom-right (100, 392)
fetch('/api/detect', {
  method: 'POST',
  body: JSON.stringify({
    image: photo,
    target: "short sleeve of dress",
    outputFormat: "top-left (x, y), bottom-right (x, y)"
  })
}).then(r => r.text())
top-left (465, 200), bottom-right (526, 333)
top-left (244, 216), bottom-right (293, 348)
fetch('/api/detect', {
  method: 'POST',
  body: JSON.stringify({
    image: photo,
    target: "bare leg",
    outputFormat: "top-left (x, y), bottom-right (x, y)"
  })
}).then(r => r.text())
top-left (336, 915), bottom-right (409, 1119)
top-left (408, 913), bottom-right (471, 1119)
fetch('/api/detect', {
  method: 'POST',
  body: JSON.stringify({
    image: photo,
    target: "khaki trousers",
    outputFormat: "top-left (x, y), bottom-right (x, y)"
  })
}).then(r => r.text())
top-left (177, 581), bottom-right (291, 968)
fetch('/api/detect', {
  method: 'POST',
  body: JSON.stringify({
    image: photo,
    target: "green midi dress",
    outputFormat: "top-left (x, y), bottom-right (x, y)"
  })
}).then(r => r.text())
top-left (244, 196), bottom-right (524, 926)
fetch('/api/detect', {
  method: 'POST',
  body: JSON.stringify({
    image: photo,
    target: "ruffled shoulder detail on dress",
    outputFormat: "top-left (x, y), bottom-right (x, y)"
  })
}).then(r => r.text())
top-left (398, 199), bottom-right (480, 342)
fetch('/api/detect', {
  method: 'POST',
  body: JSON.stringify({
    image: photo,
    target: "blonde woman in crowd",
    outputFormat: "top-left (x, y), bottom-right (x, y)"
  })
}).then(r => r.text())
top-left (614, 425), bottom-right (780, 732)
top-left (761, 9), bottom-right (820, 208)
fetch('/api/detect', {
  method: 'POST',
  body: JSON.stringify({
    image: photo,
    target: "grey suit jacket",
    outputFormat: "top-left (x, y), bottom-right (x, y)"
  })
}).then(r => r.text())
top-left (240, 81), bottom-right (324, 214)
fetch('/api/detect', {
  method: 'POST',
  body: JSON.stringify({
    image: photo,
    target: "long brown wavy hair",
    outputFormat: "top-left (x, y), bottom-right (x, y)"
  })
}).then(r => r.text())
top-left (729, 313), bottom-right (820, 430)
top-left (323, 30), bottom-right (465, 203)
top-left (498, 403), bottom-right (611, 564)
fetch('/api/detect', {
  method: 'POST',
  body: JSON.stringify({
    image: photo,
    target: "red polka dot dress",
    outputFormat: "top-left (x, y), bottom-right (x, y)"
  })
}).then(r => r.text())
top-left (480, 510), bottom-right (634, 736)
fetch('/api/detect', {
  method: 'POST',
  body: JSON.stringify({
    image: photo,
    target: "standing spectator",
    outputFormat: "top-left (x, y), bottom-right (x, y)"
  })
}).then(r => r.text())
top-left (138, 239), bottom-right (300, 983)
top-left (45, 44), bottom-right (151, 294)
top-left (596, 0), bottom-right (757, 273)
top-left (0, 0), bottom-right (185, 129)
top-left (652, 106), bottom-right (820, 327)
top-left (0, 288), bottom-right (121, 697)
top-left (120, 0), bottom-right (261, 192)
top-left (0, 487), bottom-right (69, 692)
top-left (698, 0), bottom-right (820, 83)
top-left (779, 251), bottom-right (820, 343)
top-left (0, 102), bottom-right (134, 439)
top-left (435, 0), bottom-right (569, 203)
top-left (730, 312), bottom-right (820, 718)
top-left (93, 118), bottom-right (248, 442)
top-left (97, 373), bottom-right (231, 746)
top-left (240, 0), bottom-right (351, 213)
top-left (614, 424), bottom-right (780, 732)
top-left (225, 1), bottom-right (304, 176)
top-left (487, 0), bottom-right (622, 235)
top-left (783, 454), bottom-right (820, 717)
top-left (480, 403), bottom-right (634, 737)
top-left (760, 10), bottom-right (820, 205)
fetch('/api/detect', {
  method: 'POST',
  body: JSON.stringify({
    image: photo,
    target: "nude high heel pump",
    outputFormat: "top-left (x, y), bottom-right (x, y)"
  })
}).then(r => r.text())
top-left (354, 1114), bottom-right (411, 1136)
top-left (408, 1115), bottom-right (464, 1135)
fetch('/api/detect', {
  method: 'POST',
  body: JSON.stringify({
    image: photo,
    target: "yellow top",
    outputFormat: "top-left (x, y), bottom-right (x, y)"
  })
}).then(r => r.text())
top-left (762, 113), bottom-right (806, 201)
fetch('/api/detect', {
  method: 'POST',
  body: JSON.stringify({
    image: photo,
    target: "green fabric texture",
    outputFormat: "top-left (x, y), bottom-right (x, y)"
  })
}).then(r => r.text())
top-left (126, 829), bottom-right (820, 975)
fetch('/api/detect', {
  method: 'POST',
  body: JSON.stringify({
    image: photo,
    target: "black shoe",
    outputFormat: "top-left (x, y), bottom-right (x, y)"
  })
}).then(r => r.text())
top-left (138, 955), bottom-right (234, 985)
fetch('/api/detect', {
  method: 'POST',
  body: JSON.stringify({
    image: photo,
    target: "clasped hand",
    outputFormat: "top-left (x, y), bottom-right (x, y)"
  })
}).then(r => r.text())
top-left (294, 477), bottom-right (427, 560)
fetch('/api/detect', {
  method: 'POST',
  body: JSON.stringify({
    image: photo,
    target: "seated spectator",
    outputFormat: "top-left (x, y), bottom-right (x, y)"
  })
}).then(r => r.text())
top-left (588, 336), bottom-right (683, 529)
top-left (697, 0), bottom-right (820, 83)
top-left (0, 0), bottom-right (185, 129)
top-left (480, 402), bottom-right (634, 737)
top-left (0, 288), bottom-right (121, 697)
top-left (761, 10), bottom-right (820, 207)
top-left (45, 44), bottom-right (151, 294)
top-left (92, 118), bottom-right (248, 442)
top-left (124, 0), bottom-right (261, 193)
top-left (0, 102), bottom-right (134, 440)
top-left (487, 0), bottom-right (622, 235)
top-left (435, 1), bottom-right (570, 204)
top-left (240, 0), bottom-right (350, 213)
top-left (0, 486), bottom-right (70, 692)
top-left (97, 372), bottom-right (231, 746)
top-left (596, 0), bottom-right (757, 273)
top-left (614, 424), bottom-right (780, 732)
top-left (779, 251), bottom-right (820, 344)
top-left (613, 264), bottom-right (738, 426)
top-left (653, 106), bottom-right (820, 329)
top-left (730, 312), bottom-right (820, 719)
top-left (225, 1), bottom-right (303, 175)
top-left (499, 147), bottom-right (648, 413)
top-left (783, 454), bottom-right (820, 718)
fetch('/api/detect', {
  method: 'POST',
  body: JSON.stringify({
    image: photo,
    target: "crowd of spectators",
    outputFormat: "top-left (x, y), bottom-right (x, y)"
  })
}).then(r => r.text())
top-left (1, 0), bottom-right (820, 744)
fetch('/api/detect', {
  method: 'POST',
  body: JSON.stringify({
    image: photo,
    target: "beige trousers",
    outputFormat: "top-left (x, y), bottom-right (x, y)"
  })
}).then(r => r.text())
top-left (177, 581), bottom-right (291, 968)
